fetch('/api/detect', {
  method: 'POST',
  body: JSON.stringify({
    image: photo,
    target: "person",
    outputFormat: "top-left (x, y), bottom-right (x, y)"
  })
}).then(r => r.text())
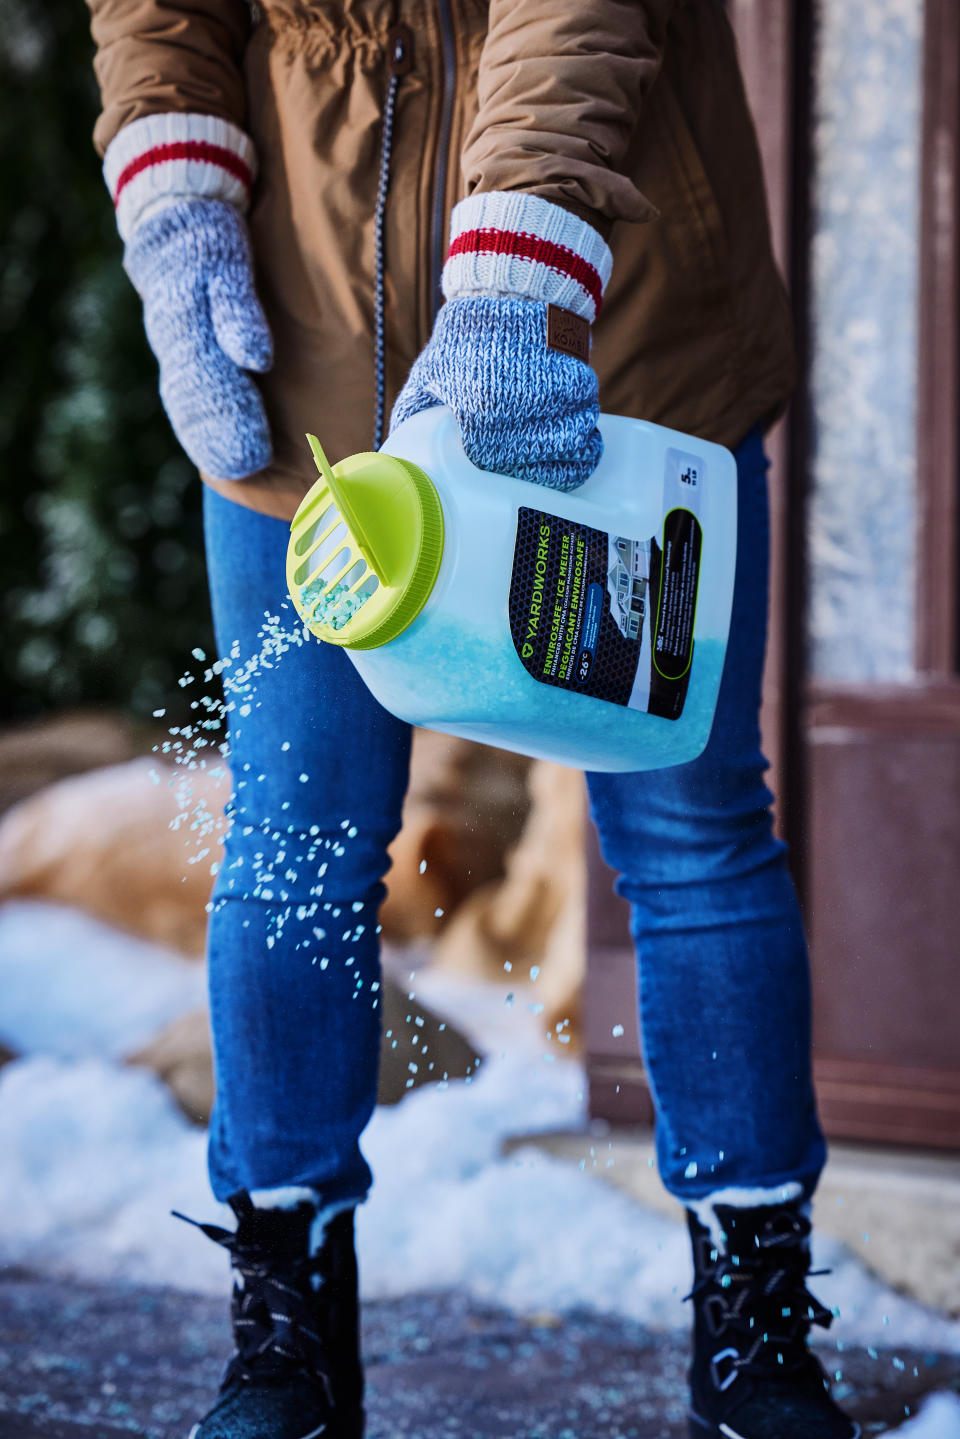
top-left (84, 2), bottom-right (857, 1436)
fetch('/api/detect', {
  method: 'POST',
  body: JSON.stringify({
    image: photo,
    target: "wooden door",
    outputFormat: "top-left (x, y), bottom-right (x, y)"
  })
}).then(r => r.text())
top-left (585, 0), bottom-right (960, 1150)
top-left (804, 0), bottom-right (960, 1147)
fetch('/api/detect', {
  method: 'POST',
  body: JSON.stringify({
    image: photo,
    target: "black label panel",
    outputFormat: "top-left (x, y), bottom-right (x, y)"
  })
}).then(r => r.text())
top-left (653, 508), bottom-right (703, 682)
top-left (508, 506), bottom-right (699, 721)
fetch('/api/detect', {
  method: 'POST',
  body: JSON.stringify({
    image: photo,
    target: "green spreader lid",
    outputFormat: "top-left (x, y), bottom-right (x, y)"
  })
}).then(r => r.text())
top-left (286, 434), bottom-right (445, 650)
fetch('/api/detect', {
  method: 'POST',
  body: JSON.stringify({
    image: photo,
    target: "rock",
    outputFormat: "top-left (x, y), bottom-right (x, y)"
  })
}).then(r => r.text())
top-left (0, 728), bottom-right (582, 1067)
top-left (375, 972), bottom-right (482, 1105)
top-left (379, 731), bottom-right (530, 942)
top-left (432, 760), bottom-right (587, 1044)
top-left (0, 731), bottom-right (531, 957)
top-left (0, 758), bottom-right (228, 958)
top-left (127, 975), bottom-right (482, 1123)
top-left (126, 1009), bottom-right (214, 1125)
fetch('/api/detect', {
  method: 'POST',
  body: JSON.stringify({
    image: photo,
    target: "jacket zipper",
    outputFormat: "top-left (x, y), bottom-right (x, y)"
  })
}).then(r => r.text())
top-left (372, 24), bottom-right (414, 450)
top-left (430, 0), bottom-right (456, 318)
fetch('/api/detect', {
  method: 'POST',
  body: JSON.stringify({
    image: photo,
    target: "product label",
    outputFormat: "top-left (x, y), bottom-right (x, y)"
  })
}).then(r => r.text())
top-left (508, 450), bottom-right (706, 720)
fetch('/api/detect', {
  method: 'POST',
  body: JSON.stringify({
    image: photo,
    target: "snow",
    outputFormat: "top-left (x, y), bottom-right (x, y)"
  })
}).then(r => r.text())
top-left (0, 1055), bottom-right (220, 1287)
top-left (893, 1393), bottom-right (960, 1439)
top-left (0, 899), bottom-right (206, 1058)
top-left (1, 901), bottom-right (959, 1435)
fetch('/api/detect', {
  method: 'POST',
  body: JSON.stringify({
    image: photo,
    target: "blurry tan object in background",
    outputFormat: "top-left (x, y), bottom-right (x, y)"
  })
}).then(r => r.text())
top-left (0, 719), bottom-right (587, 1114)
top-left (432, 761), bottom-right (588, 1046)
top-left (378, 731), bottom-right (529, 940)
top-left (129, 972), bottom-right (484, 1125)
top-left (0, 757), bottom-right (228, 956)
top-left (0, 722), bottom-right (585, 1046)
top-left (0, 728), bottom-right (529, 955)
top-left (127, 1008), bottom-right (215, 1125)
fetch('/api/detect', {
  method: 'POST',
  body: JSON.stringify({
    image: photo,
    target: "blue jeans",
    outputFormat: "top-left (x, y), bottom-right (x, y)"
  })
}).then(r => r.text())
top-left (202, 427), bottom-right (826, 1211)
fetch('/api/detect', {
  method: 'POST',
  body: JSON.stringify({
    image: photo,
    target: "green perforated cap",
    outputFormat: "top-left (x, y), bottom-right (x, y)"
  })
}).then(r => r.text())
top-left (286, 435), bottom-right (445, 650)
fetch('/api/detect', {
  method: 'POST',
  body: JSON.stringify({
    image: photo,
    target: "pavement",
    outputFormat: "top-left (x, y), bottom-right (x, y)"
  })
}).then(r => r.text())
top-left (1, 1269), bottom-right (958, 1438)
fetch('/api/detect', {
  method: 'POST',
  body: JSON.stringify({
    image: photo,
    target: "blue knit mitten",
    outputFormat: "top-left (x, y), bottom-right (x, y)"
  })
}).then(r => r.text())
top-left (104, 114), bottom-right (271, 480)
top-left (392, 296), bottom-right (601, 491)
top-left (124, 199), bottom-right (272, 480)
top-left (391, 192), bottom-right (613, 492)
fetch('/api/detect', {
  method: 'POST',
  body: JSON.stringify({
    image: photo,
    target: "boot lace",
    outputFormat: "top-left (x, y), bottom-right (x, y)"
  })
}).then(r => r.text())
top-left (687, 1208), bottom-right (834, 1381)
top-left (174, 1210), bottom-right (336, 1403)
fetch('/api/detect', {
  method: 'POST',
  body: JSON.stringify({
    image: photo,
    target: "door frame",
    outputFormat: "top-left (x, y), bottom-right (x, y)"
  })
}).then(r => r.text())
top-left (586, 0), bottom-right (960, 1148)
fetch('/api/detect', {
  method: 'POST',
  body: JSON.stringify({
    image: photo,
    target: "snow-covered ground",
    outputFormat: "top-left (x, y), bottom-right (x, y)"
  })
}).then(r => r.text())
top-left (895, 1396), bottom-right (960, 1439)
top-left (1, 899), bottom-right (959, 1436)
top-left (0, 900), bottom-right (206, 1059)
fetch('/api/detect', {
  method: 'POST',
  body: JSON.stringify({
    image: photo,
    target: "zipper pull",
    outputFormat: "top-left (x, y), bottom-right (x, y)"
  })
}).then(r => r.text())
top-left (387, 23), bottom-right (414, 77)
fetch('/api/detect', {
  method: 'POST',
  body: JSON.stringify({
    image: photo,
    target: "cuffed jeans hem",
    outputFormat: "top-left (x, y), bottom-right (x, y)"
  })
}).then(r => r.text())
top-left (207, 1107), bottom-right (374, 1213)
top-left (658, 1141), bottom-right (827, 1211)
top-left (209, 1166), bottom-right (373, 1215)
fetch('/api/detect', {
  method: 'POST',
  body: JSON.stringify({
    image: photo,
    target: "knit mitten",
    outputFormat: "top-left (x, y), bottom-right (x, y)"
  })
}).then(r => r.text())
top-left (391, 193), bottom-right (612, 492)
top-left (104, 114), bottom-right (272, 481)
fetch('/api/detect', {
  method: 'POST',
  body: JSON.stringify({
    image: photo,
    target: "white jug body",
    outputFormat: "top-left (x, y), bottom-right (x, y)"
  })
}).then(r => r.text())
top-left (346, 407), bottom-right (738, 772)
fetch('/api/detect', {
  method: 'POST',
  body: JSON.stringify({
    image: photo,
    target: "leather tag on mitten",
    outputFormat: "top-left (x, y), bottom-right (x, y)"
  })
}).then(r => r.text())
top-left (546, 304), bottom-right (590, 363)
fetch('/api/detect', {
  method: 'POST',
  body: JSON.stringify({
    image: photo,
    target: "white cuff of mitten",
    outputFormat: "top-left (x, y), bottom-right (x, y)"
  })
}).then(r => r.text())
top-left (103, 112), bottom-right (257, 242)
top-left (442, 190), bottom-right (613, 323)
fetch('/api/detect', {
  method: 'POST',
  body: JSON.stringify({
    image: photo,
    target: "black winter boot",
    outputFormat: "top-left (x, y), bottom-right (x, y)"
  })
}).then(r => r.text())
top-left (181, 1191), bottom-right (364, 1439)
top-left (686, 1201), bottom-right (859, 1439)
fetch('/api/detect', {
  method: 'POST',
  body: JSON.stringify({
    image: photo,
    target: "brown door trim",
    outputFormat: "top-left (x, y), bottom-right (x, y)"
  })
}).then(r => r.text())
top-left (727, 0), bottom-right (813, 881)
top-left (808, 679), bottom-right (960, 733)
top-left (806, 680), bottom-right (960, 1151)
top-left (586, 0), bottom-right (814, 1126)
top-left (814, 1057), bottom-right (960, 1150)
top-left (917, 0), bottom-right (960, 675)
top-left (590, 1058), bottom-right (960, 1151)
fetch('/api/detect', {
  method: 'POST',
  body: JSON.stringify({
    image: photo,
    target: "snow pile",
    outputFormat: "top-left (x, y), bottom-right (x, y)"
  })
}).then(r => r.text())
top-left (2, 899), bottom-right (960, 1424)
top-left (364, 1073), bottom-right (960, 1358)
top-left (1, 1035), bottom-right (960, 1368)
top-left (0, 1055), bottom-right (220, 1288)
top-left (360, 1052), bottom-right (685, 1327)
top-left (894, 1393), bottom-right (960, 1439)
top-left (0, 900), bottom-right (205, 1059)
top-left (0, 1049), bottom-right (675, 1320)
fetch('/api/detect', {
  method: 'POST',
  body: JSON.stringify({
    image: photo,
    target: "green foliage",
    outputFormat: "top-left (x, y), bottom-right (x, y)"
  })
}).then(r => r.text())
top-left (0, 0), bottom-right (213, 723)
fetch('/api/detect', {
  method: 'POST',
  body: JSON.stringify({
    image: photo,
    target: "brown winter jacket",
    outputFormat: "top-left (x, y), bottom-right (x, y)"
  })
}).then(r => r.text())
top-left (86, 0), bottom-right (796, 520)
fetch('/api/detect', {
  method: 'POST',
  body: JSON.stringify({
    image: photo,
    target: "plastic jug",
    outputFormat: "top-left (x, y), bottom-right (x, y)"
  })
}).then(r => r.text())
top-left (286, 408), bottom-right (737, 772)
